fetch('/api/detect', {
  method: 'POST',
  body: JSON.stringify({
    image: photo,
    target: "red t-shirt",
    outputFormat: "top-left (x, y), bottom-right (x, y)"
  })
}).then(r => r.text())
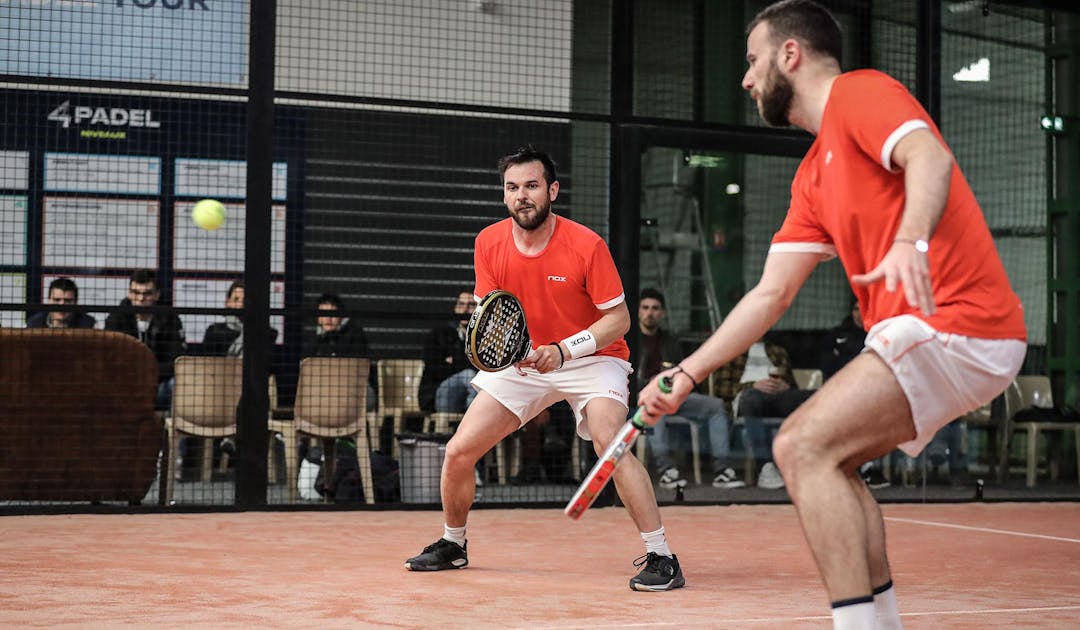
top-left (772, 69), bottom-right (1026, 341)
top-left (474, 215), bottom-right (630, 360)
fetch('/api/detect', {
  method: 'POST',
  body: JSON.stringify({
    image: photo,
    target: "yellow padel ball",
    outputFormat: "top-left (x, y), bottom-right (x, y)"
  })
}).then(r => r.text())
top-left (191, 199), bottom-right (226, 231)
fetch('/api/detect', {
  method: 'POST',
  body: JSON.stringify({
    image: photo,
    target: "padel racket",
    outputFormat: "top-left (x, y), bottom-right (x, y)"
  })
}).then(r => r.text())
top-left (465, 289), bottom-right (532, 372)
top-left (564, 376), bottom-right (673, 520)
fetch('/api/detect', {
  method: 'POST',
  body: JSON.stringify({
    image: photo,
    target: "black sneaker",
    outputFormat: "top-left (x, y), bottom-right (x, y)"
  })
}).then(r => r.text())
top-left (712, 467), bottom-right (746, 489)
top-left (657, 466), bottom-right (687, 490)
top-left (629, 553), bottom-right (685, 592)
top-left (404, 538), bottom-right (468, 571)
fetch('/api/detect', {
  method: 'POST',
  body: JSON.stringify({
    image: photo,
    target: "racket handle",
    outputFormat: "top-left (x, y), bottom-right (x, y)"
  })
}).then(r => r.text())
top-left (628, 375), bottom-right (673, 429)
top-left (563, 375), bottom-right (675, 520)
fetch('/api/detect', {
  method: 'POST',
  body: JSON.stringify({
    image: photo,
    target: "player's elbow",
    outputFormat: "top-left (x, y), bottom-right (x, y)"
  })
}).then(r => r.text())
top-left (925, 141), bottom-right (954, 177)
top-left (751, 281), bottom-right (798, 314)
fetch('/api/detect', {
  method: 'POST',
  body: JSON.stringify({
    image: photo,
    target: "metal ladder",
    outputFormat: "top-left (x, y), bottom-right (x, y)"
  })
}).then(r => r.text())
top-left (641, 153), bottom-right (723, 331)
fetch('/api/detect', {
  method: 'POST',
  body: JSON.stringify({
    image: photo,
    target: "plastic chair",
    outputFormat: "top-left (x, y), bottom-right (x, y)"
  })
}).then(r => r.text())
top-left (959, 379), bottom-right (1021, 484)
top-left (166, 356), bottom-right (285, 503)
top-left (792, 368), bottom-right (823, 391)
top-left (1004, 375), bottom-right (1079, 488)
top-left (282, 357), bottom-right (374, 504)
top-left (377, 359), bottom-right (425, 459)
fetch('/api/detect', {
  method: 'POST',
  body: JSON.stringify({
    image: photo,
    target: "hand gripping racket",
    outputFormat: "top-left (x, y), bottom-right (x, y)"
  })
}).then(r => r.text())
top-left (564, 376), bottom-right (673, 520)
top-left (465, 290), bottom-right (533, 372)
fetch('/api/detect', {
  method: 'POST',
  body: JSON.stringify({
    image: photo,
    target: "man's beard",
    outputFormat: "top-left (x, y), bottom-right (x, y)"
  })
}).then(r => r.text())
top-left (759, 62), bottom-right (794, 127)
top-left (510, 201), bottom-right (551, 231)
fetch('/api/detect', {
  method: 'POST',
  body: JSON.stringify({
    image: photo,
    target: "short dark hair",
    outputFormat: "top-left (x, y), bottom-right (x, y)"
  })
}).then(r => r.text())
top-left (226, 281), bottom-right (244, 299)
top-left (129, 269), bottom-right (157, 288)
top-left (640, 287), bottom-right (666, 308)
top-left (498, 145), bottom-right (558, 187)
top-left (317, 293), bottom-right (344, 310)
top-left (48, 277), bottom-right (78, 300)
top-left (748, 0), bottom-right (842, 65)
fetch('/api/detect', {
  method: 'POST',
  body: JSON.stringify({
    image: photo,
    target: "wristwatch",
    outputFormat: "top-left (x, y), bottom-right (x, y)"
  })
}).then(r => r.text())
top-left (895, 238), bottom-right (929, 253)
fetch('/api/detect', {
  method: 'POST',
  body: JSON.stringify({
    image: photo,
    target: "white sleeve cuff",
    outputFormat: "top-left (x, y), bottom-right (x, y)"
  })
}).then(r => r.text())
top-left (881, 119), bottom-right (930, 172)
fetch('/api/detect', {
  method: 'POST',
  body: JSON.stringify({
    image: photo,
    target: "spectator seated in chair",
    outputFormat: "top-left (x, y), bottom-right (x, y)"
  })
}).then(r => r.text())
top-left (637, 288), bottom-right (742, 490)
top-left (714, 336), bottom-right (810, 490)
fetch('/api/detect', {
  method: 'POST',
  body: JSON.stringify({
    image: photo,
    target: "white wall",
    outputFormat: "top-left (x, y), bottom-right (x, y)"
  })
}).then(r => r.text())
top-left (276, 0), bottom-right (573, 111)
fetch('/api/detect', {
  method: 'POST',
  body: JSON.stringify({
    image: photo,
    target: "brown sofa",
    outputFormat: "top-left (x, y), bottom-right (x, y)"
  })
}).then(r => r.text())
top-left (0, 329), bottom-right (161, 503)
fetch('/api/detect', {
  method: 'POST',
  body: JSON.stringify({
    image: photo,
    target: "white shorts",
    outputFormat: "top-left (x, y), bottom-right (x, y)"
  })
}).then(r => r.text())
top-left (471, 355), bottom-right (632, 441)
top-left (865, 314), bottom-right (1026, 457)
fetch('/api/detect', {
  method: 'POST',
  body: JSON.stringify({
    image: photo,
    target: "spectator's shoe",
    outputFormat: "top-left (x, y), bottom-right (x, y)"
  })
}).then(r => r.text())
top-left (863, 468), bottom-right (891, 489)
top-left (757, 462), bottom-right (785, 489)
top-left (474, 467), bottom-right (484, 488)
top-left (712, 467), bottom-right (746, 489)
top-left (658, 466), bottom-right (687, 489)
top-left (404, 538), bottom-right (468, 571)
top-left (629, 553), bottom-right (685, 592)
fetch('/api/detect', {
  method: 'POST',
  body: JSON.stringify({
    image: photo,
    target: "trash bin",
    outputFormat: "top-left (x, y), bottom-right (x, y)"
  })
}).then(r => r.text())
top-left (396, 433), bottom-right (452, 504)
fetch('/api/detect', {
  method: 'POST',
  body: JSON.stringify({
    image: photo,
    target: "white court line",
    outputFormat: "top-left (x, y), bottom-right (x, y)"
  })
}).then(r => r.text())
top-left (519, 605), bottom-right (1080, 629)
top-left (884, 516), bottom-right (1080, 544)
top-left (902, 605), bottom-right (1080, 618)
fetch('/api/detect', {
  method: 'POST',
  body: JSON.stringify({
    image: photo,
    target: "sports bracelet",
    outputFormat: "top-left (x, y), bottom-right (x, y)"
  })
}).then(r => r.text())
top-left (548, 343), bottom-right (565, 369)
top-left (671, 365), bottom-right (699, 388)
top-left (561, 329), bottom-right (597, 359)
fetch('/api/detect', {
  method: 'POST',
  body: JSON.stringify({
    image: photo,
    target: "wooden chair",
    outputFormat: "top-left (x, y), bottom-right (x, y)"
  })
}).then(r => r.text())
top-left (1004, 375), bottom-right (1079, 488)
top-left (281, 357), bottom-right (374, 503)
top-left (377, 359), bottom-right (425, 459)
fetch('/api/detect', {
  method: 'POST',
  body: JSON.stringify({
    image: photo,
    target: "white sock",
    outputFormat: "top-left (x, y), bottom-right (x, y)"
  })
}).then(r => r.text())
top-left (443, 524), bottom-right (466, 546)
top-left (873, 581), bottom-right (903, 630)
top-left (640, 526), bottom-right (672, 557)
top-left (831, 598), bottom-right (875, 630)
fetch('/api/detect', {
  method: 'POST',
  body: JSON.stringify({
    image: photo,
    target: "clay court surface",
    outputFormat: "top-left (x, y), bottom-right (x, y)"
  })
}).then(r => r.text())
top-left (2, 502), bottom-right (1078, 628)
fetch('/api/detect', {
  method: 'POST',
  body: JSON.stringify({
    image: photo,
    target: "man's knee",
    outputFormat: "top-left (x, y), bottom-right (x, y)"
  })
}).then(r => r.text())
top-left (444, 436), bottom-right (480, 469)
top-left (772, 427), bottom-right (797, 471)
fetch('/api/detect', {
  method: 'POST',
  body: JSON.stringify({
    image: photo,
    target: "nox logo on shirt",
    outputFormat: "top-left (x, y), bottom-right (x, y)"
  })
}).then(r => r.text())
top-left (547, 275), bottom-right (566, 282)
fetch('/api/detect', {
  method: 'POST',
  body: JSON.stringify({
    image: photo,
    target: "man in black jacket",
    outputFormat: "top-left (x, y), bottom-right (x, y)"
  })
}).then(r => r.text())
top-left (201, 281), bottom-right (279, 356)
top-left (418, 290), bottom-right (475, 415)
top-left (26, 277), bottom-right (96, 329)
top-left (105, 269), bottom-right (186, 409)
top-left (305, 293), bottom-right (375, 409)
top-left (307, 293), bottom-right (369, 358)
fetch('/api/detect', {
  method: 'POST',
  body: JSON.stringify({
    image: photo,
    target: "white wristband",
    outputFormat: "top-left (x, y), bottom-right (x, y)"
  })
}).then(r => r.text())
top-left (561, 329), bottom-right (597, 360)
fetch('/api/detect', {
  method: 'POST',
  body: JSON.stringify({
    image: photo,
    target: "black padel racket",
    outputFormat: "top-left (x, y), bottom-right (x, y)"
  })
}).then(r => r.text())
top-left (465, 290), bottom-right (532, 372)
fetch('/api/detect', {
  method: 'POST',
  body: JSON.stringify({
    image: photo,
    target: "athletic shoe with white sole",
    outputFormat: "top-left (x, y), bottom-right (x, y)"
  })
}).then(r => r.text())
top-left (757, 462), bottom-right (785, 489)
top-left (712, 467), bottom-right (746, 489)
top-left (657, 466), bottom-right (687, 489)
top-left (404, 538), bottom-right (468, 571)
top-left (629, 553), bottom-right (685, 592)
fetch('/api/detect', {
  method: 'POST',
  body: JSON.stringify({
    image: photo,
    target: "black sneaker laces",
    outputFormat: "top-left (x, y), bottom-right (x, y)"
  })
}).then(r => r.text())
top-left (632, 552), bottom-right (662, 571)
